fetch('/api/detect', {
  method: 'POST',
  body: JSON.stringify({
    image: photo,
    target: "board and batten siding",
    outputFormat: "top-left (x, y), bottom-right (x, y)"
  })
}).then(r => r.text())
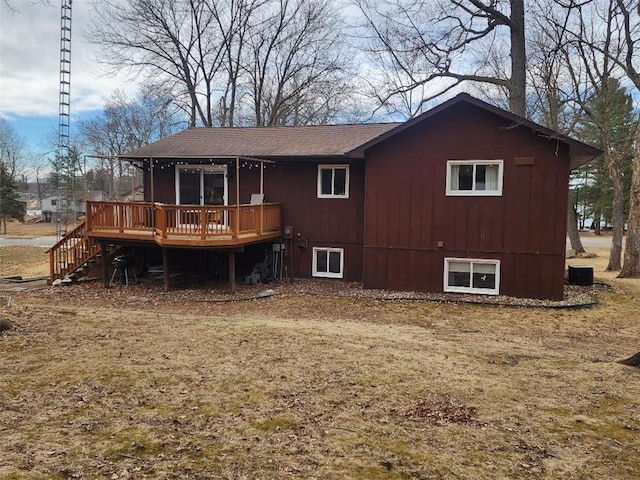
top-left (260, 160), bottom-right (366, 281)
top-left (362, 103), bottom-right (570, 300)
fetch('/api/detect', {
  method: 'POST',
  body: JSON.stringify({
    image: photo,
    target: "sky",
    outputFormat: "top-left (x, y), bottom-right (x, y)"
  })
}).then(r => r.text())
top-left (0, 0), bottom-right (136, 153)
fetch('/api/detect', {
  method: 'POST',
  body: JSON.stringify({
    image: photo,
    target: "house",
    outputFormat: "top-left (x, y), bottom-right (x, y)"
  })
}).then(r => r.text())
top-left (49, 94), bottom-right (600, 300)
top-left (41, 191), bottom-right (110, 222)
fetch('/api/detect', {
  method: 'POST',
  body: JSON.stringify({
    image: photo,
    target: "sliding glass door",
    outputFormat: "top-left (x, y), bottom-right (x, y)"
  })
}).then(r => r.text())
top-left (176, 166), bottom-right (227, 206)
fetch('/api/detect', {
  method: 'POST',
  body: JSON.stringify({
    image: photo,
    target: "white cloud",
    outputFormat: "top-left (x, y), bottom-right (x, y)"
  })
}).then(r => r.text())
top-left (0, 1), bottom-right (136, 118)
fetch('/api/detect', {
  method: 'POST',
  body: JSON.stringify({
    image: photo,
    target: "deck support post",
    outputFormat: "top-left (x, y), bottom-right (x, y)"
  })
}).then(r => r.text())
top-left (101, 242), bottom-right (109, 288)
top-left (260, 162), bottom-right (264, 235)
top-left (162, 247), bottom-right (170, 291)
top-left (228, 250), bottom-right (236, 292)
top-left (150, 157), bottom-right (155, 203)
top-left (235, 157), bottom-right (240, 240)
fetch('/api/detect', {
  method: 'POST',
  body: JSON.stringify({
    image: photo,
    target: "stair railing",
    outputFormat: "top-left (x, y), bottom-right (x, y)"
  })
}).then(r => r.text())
top-left (47, 221), bottom-right (101, 282)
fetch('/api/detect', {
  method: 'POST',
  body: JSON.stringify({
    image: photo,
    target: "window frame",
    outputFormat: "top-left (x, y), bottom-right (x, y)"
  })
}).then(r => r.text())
top-left (443, 257), bottom-right (501, 295)
top-left (175, 164), bottom-right (228, 206)
top-left (312, 247), bottom-right (344, 279)
top-left (445, 160), bottom-right (504, 196)
top-left (317, 164), bottom-right (350, 199)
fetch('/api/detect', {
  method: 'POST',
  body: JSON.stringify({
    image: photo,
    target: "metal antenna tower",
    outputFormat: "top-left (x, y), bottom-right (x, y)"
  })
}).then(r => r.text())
top-left (57, 0), bottom-right (72, 237)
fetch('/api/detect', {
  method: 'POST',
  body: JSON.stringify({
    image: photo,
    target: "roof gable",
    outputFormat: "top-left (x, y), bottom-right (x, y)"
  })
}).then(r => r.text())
top-left (348, 93), bottom-right (601, 169)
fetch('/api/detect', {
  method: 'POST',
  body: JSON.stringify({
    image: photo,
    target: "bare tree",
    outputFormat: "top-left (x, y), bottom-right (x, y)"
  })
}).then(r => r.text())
top-left (611, 0), bottom-right (640, 278)
top-left (353, 0), bottom-right (528, 116)
top-left (1, 0), bottom-right (51, 14)
top-left (246, 0), bottom-right (351, 126)
top-left (554, 0), bottom-right (640, 276)
top-left (0, 119), bottom-right (25, 179)
top-left (88, 0), bottom-right (352, 127)
top-left (527, 6), bottom-right (588, 254)
top-left (79, 88), bottom-right (182, 198)
top-left (546, 0), bottom-right (633, 270)
top-left (88, 0), bottom-right (229, 127)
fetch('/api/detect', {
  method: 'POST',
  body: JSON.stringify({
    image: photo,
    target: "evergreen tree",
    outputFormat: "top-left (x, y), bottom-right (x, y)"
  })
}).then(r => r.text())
top-left (48, 145), bottom-right (84, 223)
top-left (575, 78), bottom-right (635, 268)
top-left (578, 79), bottom-right (635, 228)
top-left (0, 162), bottom-right (26, 234)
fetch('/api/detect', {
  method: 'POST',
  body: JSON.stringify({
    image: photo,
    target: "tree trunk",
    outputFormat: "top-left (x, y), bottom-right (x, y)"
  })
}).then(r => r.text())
top-left (618, 352), bottom-right (640, 367)
top-left (509, 0), bottom-right (527, 117)
top-left (567, 194), bottom-right (585, 253)
top-left (607, 155), bottom-right (625, 271)
top-left (619, 123), bottom-right (640, 278)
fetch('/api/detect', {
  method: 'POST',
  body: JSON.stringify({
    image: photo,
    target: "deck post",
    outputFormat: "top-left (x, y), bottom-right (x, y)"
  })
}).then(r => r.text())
top-left (101, 242), bottom-right (109, 288)
top-left (228, 250), bottom-right (236, 292)
top-left (150, 157), bottom-right (155, 203)
top-left (235, 157), bottom-right (240, 240)
top-left (260, 162), bottom-right (264, 235)
top-left (162, 247), bottom-right (170, 291)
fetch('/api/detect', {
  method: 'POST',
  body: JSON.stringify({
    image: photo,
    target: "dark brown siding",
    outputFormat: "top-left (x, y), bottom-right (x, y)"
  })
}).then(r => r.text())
top-left (144, 163), bottom-right (176, 203)
top-left (189, 159), bottom-right (366, 281)
top-left (142, 159), bottom-right (365, 284)
top-left (363, 103), bottom-right (570, 300)
top-left (261, 160), bottom-right (366, 281)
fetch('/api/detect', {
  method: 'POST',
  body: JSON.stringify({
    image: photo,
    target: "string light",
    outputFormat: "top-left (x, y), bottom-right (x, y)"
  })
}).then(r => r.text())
top-left (133, 158), bottom-right (277, 173)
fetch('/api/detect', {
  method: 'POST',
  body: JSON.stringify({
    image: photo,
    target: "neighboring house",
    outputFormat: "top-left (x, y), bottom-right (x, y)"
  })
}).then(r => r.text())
top-left (51, 94), bottom-right (600, 300)
top-left (42, 191), bottom-right (109, 221)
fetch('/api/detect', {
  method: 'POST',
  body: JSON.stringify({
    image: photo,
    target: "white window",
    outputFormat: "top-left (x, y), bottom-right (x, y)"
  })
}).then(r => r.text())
top-left (446, 160), bottom-right (503, 196)
top-left (444, 258), bottom-right (500, 295)
top-left (313, 247), bottom-right (344, 278)
top-left (318, 165), bottom-right (349, 198)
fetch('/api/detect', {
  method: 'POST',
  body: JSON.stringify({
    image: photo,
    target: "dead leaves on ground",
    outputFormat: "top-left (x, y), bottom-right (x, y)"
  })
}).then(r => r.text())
top-left (394, 394), bottom-right (482, 426)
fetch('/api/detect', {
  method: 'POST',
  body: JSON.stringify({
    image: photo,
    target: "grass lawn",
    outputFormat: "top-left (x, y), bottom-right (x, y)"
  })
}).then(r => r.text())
top-left (0, 245), bottom-right (638, 479)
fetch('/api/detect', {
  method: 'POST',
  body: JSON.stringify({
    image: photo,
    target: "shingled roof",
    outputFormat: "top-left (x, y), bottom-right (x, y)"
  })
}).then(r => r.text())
top-left (120, 123), bottom-right (400, 160)
top-left (119, 93), bottom-right (600, 169)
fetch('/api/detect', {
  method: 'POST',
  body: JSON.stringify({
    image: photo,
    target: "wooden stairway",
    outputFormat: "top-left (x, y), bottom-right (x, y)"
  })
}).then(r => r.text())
top-left (47, 221), bottom-right (102, 283)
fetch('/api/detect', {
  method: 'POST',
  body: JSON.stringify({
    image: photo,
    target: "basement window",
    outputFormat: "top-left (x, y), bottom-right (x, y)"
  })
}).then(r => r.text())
top-left (313, 247), bottom-right (344, 279)
top-left (444, 258), bottom-right (500, 295)
top-left (318, 165), bottom-right (349, 198)
top-left (446, 160), bottom-right (503, 196)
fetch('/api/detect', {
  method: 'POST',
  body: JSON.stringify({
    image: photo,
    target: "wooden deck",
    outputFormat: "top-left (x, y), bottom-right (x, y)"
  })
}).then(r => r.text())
top-left (85, 201), bottom-right (282, 247)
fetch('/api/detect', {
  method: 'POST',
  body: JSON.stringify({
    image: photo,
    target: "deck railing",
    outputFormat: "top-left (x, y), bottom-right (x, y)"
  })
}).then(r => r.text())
top-left (86, 201), bottom-right (282, 244)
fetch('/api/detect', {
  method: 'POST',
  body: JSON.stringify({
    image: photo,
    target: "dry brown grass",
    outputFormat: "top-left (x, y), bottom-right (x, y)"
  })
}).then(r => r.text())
top-left (2, 219), bottom-right (57, 237)
top-left (0, 220), bottom-right (58, 279)
top-left (0, 245), bottom-right (639, 479)
top-left (0, 246), bottom-right (50, 278)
